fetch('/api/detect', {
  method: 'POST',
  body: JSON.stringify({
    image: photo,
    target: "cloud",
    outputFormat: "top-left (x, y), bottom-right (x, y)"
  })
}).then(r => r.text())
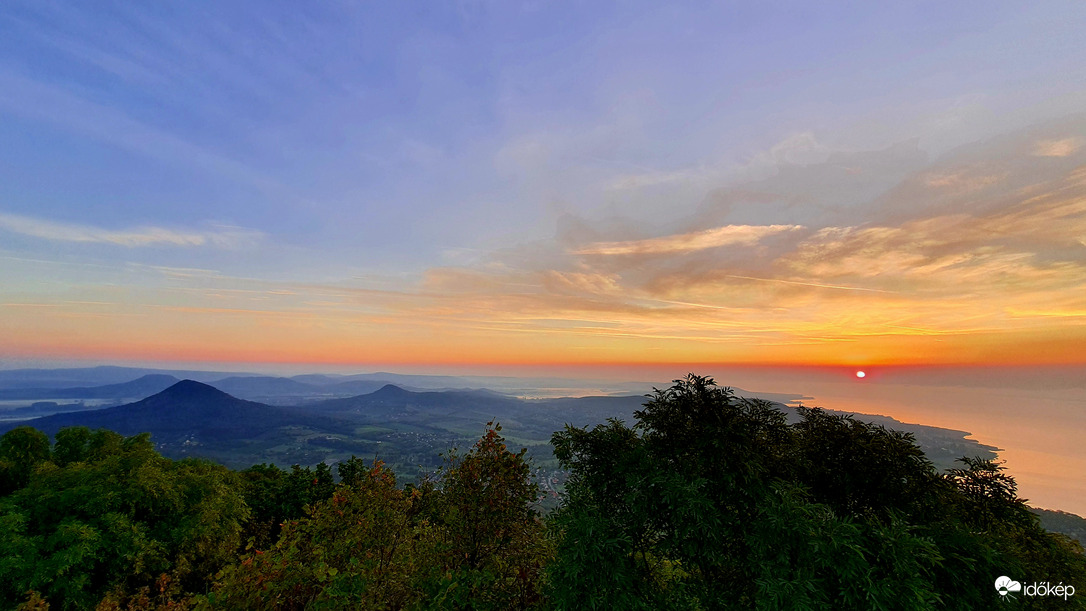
top-left (923, 171), bottom-right (1004, 190)
top-left (1032, 137), bottom-right (1083, 157)
top-left (542, 271), bottom-right (623, 295)
top-left (607, 168), bottom-right (703, 191)
top-left (783, 221), bottom-right (1086, 292)
top-left (689, 139), bottom-right (929, 230)
top-left (0, 212), bottom-right (262, 248)
top-left (746, 131), bottom-right (832, 169)
top-left (573, 224), bottom-right (803, 256)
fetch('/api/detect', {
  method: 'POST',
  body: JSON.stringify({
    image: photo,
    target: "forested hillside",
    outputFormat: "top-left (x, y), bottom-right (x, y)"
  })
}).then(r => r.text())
top-left (1, 375), bottom-right (1082, 610)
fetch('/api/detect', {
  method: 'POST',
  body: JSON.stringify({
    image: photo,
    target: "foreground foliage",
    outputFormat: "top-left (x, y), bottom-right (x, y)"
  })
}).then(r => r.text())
top-left (205, 423), bottom-right (551, 610)
top-left (2, 375), bottom-right (1083, 610)
top-left (0, 428), bottom-right (247, 610)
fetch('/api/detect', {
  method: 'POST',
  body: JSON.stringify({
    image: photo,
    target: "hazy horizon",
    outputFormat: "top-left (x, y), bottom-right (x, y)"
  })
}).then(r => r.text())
top-left (3, 358), bottom-right (1085, 390)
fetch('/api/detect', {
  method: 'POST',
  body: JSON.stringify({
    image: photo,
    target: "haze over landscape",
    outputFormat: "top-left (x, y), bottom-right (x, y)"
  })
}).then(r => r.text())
top-left (1, 0), bottom-right (1084, 519)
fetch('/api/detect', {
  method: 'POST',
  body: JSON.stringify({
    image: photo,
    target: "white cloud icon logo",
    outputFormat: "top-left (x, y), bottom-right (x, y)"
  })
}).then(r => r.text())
top-left (995, 576), bottom-right (1022, 597)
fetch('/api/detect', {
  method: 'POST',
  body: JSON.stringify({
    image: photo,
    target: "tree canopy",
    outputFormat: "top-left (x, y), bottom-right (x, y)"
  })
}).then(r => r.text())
top-left (0, 427), bottom-right (249, 610)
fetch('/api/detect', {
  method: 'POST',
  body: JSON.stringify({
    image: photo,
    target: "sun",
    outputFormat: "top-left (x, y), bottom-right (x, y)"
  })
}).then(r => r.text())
top-left (855, 371), bottom-right (866, 379)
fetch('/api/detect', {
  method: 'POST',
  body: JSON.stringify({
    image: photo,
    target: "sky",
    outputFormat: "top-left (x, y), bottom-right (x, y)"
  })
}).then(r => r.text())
top-left (2, 1), bottom-right (1086, 373)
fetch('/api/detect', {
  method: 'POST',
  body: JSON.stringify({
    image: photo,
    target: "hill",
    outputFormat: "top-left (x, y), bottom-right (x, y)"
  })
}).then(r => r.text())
top-left (4, 380), bottom-right (288, 436)
top-left (1032, 507), bottom-right (1086, 546)
top-left (0, 380), bottom-right (352, 467)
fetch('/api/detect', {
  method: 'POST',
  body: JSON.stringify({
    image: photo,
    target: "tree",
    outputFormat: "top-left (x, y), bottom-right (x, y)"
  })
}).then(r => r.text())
top-left (423, 422), bottom-right (551, 610)
top-left (235, 460), bottom-right (338, 552)
top-left (790, 407), bottom-right (942, 521)
top-left (0, 426), bottom-right (51, 495)
top-left (946, 456), bottom-right (1032, 531)
top-left (206, 461), bottom-right (425, 610)
top-left (51, 426), bottom-right (93, 467)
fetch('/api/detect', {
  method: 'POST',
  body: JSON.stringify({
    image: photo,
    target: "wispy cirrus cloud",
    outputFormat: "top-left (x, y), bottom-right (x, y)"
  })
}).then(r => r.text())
top-left (573, 224), bottom-right (803, 256)
top-left (0, 212), bottom-right (262, 248)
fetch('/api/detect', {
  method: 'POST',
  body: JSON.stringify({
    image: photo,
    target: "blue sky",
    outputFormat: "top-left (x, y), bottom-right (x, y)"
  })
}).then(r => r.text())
top-left (2, 1), bottom-right (1086, 369)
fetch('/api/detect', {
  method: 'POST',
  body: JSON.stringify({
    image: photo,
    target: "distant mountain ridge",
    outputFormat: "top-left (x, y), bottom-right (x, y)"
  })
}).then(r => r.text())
top-left (0, 366), bottom-right (257, 390)
top-left (0, 366), bottom-right (656, 397)
top-left (0, 374), bottom-right (180, 401)
top-left (0, 380), bottom-right (346, 442)
top-left (210, 376), bottom-right (321, 397)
